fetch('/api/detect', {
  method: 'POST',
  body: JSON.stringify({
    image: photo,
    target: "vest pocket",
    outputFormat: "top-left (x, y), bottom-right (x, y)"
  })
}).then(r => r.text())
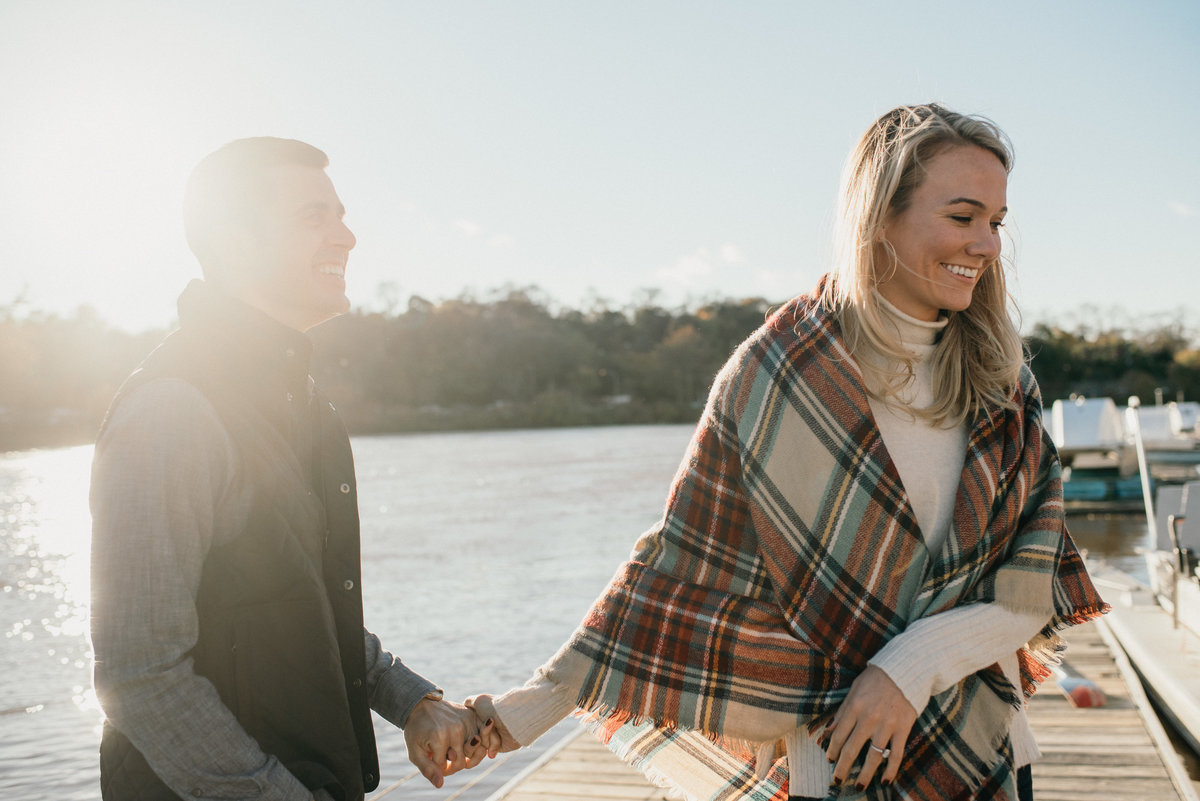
top-left (228, 598), bottom-right (361, 793)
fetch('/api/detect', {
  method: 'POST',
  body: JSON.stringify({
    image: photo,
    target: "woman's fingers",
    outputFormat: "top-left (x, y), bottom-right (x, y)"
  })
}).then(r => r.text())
top-left (831, 729), bottom-right (900, 788)
top-left (882, 737), bottom-right (904, 786)
top-left (830, 727), bottom-right (865, 785)
top-left (825, 665), bottom-right (917, 788)
top-left (462, 728), bottom-right (488, 768)
top-left (854, 739), bottom-right (891, 789)
top-left (465, 694), bottom-right (522, 754)
top-left (822, 717), bottom-right (845, 762)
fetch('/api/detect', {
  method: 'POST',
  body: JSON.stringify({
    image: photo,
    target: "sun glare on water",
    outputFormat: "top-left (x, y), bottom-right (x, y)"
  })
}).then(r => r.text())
top-left (1, 445), bottom-right (96, 682)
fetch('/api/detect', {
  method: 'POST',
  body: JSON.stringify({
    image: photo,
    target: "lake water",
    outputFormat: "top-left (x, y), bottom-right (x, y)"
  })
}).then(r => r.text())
top-left (0, 424), bottom-right (1153, 800)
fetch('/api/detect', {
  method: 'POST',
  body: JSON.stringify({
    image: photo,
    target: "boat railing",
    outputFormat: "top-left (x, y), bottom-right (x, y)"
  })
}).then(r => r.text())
top-left (1130, 396), bottom-right (1192, 631)
top-left (1128, 397), bottom-right (1158, 536)
top-left (1169, 512), bottom-right (1184, 630)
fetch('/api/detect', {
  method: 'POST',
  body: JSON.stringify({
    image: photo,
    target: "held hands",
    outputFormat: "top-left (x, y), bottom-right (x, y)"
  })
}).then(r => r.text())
top-left (820, 665), bottom-right (917, 792)
top-left (410, 675), bottom-right (912, 792)
top-left (465, 694), bottom-right (521, 757)
top-left (403, 697), bottom-right (495, 788)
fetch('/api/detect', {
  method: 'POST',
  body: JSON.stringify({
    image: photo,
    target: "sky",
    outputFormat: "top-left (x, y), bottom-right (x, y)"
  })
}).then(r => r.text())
top-left (1, 0), bottom-right (1198, 334)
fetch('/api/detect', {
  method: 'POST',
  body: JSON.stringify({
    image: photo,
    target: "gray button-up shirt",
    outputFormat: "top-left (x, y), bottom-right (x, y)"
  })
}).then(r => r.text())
top-left (91, 379), bottom-right (438, 801)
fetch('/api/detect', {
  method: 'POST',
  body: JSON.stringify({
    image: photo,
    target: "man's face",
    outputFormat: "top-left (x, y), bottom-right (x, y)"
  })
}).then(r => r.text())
top-left (231, 164), bottom-right (357, 331)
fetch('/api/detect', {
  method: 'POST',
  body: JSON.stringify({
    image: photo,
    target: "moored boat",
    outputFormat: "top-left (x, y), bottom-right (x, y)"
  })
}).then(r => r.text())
top-left (1048, 396), bottom-right (1141, 509)
top-left (1048, 395), bottom-right (1200, 508)
top-left (1093, 398), bottom-right (1200, 754)
top-left (1126, 401), bottom-right (1200, 484)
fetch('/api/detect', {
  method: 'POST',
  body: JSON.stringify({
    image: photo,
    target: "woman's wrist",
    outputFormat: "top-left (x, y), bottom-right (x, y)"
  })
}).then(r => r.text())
top-left (492, 672), bottom-right (578, 746)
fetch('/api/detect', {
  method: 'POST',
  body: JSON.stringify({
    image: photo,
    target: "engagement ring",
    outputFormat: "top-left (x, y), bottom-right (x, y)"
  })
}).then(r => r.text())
top-left (869, 743), bottom-right (891, 759)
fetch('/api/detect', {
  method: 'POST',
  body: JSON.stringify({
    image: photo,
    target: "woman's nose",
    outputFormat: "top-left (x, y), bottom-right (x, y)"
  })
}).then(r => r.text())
top-left (966, 223), bottom-right (1000, 262)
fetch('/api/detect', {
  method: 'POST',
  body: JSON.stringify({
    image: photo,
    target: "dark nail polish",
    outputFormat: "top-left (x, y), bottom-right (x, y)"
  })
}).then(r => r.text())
top-left (882, 779), bottom-right (892, 787)
top-left (469, 737), bottom-right (480, 747)
top-left (486, 718), bottom-right (494, 727)
top-left (856, 783), bottom-right (866, 792)
top-left (832, 777), bottom-right (842, 786)
top-left (827, 755), bottom-right (835, 764)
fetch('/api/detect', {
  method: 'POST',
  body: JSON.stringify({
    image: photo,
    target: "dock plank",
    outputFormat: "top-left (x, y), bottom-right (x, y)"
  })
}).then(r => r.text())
top-left (488, 620), bottom-right (1198, 800)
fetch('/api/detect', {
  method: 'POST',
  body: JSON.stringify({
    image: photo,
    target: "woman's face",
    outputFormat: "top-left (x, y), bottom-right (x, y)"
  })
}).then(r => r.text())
top-left (875, 145), bottom-right (1008, 322)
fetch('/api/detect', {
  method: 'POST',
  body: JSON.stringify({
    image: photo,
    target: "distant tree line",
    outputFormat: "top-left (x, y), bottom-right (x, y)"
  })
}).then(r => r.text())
top-left (1025, 319), bottom-right (1200, 405)
top-left (0, 304), bottom-right (162, 451)
top-left (1, 288), bottom-right (1197, 452)
top-left (305, 287), bottom-right (772, 434)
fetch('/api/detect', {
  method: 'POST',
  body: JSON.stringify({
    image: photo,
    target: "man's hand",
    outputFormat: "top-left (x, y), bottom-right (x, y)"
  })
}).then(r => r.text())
top-left (465, 694), bottom-right (521, 757)
top-left (403, 698), bottom-right (491, 788)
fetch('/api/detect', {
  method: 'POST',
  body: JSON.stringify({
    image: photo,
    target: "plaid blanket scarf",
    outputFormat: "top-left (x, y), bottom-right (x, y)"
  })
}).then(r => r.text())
top-left (545, 285), bottom-right (1108, 801)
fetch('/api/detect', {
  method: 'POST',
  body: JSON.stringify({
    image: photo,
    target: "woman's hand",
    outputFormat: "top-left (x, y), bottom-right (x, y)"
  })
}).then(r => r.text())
top-left (823, 665), bottom-right (917, 791)
top-left (465, 694), bottom-right (522, 757)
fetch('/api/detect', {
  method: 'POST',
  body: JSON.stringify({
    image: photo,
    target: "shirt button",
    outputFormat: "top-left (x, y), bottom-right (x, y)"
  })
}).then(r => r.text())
top-left (286, 392), bottom-right (294, 402)
top-left (351, 678), bottom-right (363, 688)
top-left (339, 483), bottom-right (351, 494)
top-left (365, 773), bottom-right (376, 784)
top-left (285, 347), bottom-right (296, 358)
top-left (343, 579), bottom-right (355, 591)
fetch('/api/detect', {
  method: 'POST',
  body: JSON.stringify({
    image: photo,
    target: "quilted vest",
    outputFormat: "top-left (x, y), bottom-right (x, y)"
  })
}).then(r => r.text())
top-left (98, 284), bottom-right (379, 800)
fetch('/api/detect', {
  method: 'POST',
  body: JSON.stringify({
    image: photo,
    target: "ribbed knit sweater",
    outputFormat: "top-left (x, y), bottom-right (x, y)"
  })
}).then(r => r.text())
top-left (494, 297), bottom-right (1044, 796)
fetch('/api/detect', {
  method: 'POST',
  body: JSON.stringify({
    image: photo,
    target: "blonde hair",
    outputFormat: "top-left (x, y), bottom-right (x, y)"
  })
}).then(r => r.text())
top-left (820, 103), bottom-right (1024, 427)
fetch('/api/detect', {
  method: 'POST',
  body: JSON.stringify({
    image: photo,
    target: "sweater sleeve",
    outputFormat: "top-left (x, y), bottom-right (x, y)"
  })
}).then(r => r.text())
top-left (867, 603), bottom-right (1048, 713)
top-left (491, 668), bottom-right (581, 747)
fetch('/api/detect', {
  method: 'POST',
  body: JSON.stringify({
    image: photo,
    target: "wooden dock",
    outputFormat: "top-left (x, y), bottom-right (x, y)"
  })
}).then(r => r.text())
top-left (485, 620), bottom-right (1199, 801)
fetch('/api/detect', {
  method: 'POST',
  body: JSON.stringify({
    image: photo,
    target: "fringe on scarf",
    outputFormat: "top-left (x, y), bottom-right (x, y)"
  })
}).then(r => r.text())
top-left (579, 707), bottom-right (792, 801)
top-left (1018, 604), bottom-right (1110, 698)
top-left (575, 703), bottom-right (769, 763)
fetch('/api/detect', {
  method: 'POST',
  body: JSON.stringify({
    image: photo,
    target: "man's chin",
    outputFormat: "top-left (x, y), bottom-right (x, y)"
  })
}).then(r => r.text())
top-left (317, 296), bottom-right (352, 324)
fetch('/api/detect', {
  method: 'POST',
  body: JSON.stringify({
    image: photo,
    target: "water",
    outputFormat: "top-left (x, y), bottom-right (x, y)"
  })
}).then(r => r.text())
top-left (0, 446), bottom-right (100, 799)
top-left (0, 424), bottom-right (695, 799)
top-left (0, 425), bottom-right (1158, 799)
top-left (1064, 512), bottom-right (1153, 580)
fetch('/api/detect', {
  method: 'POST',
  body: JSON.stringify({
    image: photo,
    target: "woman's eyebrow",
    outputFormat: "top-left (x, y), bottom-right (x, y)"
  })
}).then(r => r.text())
top-left (945, 196), bottom-right (1008, 214)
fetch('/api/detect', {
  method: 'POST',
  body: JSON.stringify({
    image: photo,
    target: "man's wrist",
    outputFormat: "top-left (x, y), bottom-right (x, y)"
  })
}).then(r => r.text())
top-left (404, 688), bottom-right (446, 728)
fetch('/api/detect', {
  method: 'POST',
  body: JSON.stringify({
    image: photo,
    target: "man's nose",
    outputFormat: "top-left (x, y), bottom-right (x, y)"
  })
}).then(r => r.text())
top-left (333, 218), bottom-right (357, 250)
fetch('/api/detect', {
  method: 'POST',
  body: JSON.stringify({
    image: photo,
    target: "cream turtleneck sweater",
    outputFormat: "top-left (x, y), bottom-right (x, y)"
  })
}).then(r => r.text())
top-left (493, 297), bottom-right (1046, 797)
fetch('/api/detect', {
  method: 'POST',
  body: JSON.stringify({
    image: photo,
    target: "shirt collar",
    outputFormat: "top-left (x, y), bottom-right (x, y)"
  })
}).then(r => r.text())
top-left (176, 280), bottom-right (313, 396)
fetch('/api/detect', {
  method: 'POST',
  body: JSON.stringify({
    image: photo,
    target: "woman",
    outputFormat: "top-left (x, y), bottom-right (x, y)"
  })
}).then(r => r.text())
top-left (469, 104), bottom-right (1108, 801)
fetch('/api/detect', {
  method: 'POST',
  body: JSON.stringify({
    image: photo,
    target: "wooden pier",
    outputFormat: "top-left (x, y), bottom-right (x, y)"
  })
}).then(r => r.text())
top-left (484, 619), bottom-right (1199, 801)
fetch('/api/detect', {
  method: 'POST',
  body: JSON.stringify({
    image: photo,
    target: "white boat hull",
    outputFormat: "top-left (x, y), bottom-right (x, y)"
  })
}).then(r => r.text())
top-left (1093, 562), bottom-right (1200, 754)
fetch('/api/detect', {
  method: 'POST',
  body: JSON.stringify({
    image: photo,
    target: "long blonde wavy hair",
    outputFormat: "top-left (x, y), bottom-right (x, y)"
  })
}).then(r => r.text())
top-left (820, 103), bottom-right (1025, 427)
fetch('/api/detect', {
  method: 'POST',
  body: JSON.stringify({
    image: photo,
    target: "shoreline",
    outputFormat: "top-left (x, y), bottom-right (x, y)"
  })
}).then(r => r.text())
top-left (0, 409), bottom-right (703, 456)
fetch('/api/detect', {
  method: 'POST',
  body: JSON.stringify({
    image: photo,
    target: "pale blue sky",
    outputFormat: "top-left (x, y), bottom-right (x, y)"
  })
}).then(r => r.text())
top-left (2, 1), bottom-right (1197, 333)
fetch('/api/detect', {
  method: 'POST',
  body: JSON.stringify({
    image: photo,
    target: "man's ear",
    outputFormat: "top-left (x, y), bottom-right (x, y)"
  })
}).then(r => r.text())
top-left (208, 218), bottom-right (262, 275)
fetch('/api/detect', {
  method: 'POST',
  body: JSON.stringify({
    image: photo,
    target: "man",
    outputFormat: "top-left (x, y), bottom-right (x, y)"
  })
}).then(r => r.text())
top-left (90, 137), bottom-right (488, 801)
